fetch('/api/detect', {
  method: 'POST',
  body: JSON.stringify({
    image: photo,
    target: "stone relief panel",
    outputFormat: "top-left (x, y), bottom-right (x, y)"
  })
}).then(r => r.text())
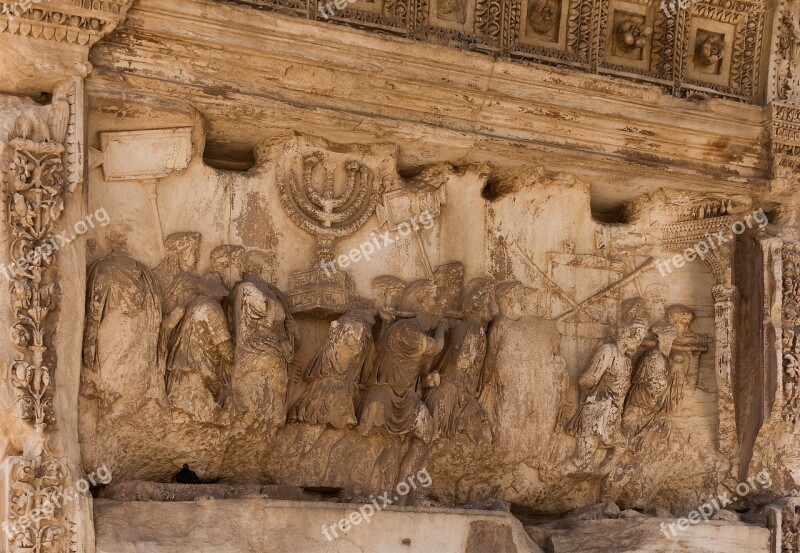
top-left (78, 125), bottom-right (763, 516)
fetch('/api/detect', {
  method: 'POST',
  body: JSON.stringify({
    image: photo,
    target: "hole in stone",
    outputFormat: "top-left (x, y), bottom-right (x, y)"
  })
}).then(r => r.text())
top-left (203, 141), bottom-right (255, 172)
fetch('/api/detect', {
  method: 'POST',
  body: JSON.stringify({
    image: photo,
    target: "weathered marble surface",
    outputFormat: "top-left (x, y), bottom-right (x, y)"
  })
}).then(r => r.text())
top-left (94, 498), bottom-right (544, 553)
top-left (2, 0), bottom-right (800, 551)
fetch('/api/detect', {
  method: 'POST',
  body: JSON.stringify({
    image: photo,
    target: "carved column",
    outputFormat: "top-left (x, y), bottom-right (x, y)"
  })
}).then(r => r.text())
top-left (0, 2), bottom-right (134, 550)
top-left (0, 77), bottom-right (92, 553)
top-left (712, 283), bottom-right (739, 457)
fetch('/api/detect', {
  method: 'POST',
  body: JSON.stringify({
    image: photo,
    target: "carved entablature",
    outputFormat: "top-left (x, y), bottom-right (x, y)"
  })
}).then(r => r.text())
top-left (223, 0), bottom-right (766, 102)
top-left (770, 103), bottom-right (800, 174)
top-left (0, 0), bottom-right (134, 46)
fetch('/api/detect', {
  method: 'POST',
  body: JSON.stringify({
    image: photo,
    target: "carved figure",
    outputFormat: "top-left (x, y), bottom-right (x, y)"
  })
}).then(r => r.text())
top-left (622, 322), bottom-right (678, 449)
top-left (358, 279), bottom-right (447, 500)
top-left (479, 281), bottom-right (526, 427)
top-left (165, 295), bottom-right (235, 422)
top-left (159, 234), bottom-right (236, 422)
top-left (372, 275), bottom-right (406, 310)
top-left (230, 250), bottom-right (298, 428)
top-left (425, 277), bottom-right (495, 444)
top-left (210, 245), bottom-right (245, 291)
top-left (287, 310), bottom-right (375, 428)
top-left (565, 319), bottom-right (648, 470)
top-left (664, 304), bottom-right (699, 343)
top-left (154, 232), bottom-right (227, 315)
top-left (82, 252), bottom-right (162, 404)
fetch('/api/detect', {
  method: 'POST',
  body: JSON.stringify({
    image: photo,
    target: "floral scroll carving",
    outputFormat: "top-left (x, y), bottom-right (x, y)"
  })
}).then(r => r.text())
top-left (3, 457), bottom-right (71, 553)
top-left (782, 242), bottom-right (800, 423)
top-left (4, 123), bottom-right (66, 435)
top-left (1, 95), bottom-right (76, 553)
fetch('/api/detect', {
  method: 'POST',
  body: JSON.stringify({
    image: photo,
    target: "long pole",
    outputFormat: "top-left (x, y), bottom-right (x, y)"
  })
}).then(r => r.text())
top-left (556, 257), bottom-right (656, 320)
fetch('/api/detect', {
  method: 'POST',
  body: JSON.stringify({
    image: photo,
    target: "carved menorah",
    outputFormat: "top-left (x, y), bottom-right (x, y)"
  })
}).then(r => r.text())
top-left (279, 152), bottom-right (383, 262)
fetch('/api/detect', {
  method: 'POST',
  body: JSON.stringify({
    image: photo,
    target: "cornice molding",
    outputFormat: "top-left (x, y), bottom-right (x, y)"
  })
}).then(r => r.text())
top-left (0, 0), bottom-right (134, 46)
top-left (89, 0), bottom-right (772, 192)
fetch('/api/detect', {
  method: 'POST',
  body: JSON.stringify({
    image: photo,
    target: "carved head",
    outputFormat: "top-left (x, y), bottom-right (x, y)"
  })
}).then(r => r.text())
top-left (401, 279), bottom-right (438, 315)
top-left (329, 310), bottom-right (375, 367)
top-left (617, 319), bottom-right (648, 355)
top-left (651, 322), bottom-right (678, 355)
top-left (434, 262), bottom-right (465, 313)
top-left (621, 297), bottom-right (648, 322)
top-left (164, 232), bottom-right (201, 272)
top-left (372, 275), bottom-right (407, 310)
top-left (462, 277), bottom-right (497, 323)
top-left (211, 245), bottom-right (245, 289)
top-left (495, 280), bottom-right (525, 320)
top-left (664, 304), bottom-right (695, 335)
top-left (244, 249), bottom-right (276, 283)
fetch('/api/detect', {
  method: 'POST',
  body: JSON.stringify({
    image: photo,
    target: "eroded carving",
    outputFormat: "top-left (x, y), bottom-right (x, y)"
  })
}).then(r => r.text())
top-left (565, 319), bottom-right (649, 471)
top-left (230, 250), bottom-right (298, 428)
top-left (425, 277), bottom-right (496, 444)
top-left (616, 14), bottom-right (652, 53)
top-left (288, 310), bottom-right (375, 429)
top-left (622, 322), bottom-right (678, 450)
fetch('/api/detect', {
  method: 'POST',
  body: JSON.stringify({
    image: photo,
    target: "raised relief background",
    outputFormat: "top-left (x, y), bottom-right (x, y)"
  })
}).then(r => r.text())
top-left (78, 111), bottom-right (755, 517)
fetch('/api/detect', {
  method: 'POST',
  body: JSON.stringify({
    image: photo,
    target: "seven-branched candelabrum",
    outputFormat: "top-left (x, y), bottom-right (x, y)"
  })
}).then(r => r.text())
top-left (279, 152), bottom-right (383, 262)
top-left (5, 136), bottom-right (65, 434)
